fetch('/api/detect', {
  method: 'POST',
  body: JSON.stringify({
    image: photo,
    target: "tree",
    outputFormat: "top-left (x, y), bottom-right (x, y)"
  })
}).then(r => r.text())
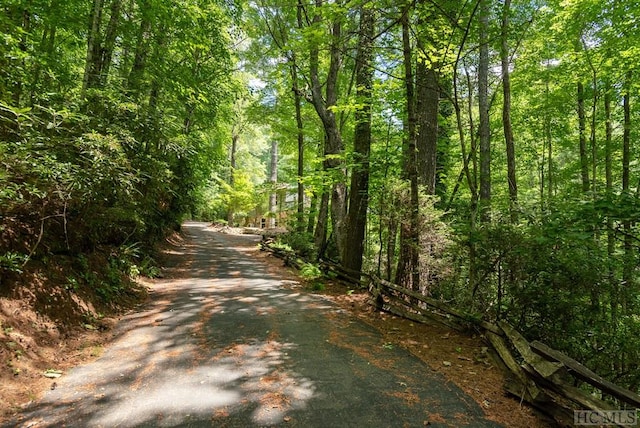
top-left (268, 140), bottom-right (278, 228)
top-left (478, 0), bottom-right (491, 218)
top-left (500, 0), bottom-right (517, 221)
top-left (306, 0), bottom-right (348, 261)
top-left (395, 5), bottom-right (420, 292)
top-left (344, 5), bottom-right (374, 274)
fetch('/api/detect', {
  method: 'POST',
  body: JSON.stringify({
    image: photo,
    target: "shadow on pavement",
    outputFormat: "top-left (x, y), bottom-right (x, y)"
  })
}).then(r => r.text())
top-left (6, 222), bottom-right (501, 427)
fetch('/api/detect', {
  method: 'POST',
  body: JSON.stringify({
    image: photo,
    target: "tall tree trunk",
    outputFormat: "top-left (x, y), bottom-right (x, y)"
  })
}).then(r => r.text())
top-left (82, 0), bottom-right (104, 93)
top-left (314, 191), bottom-right (330, 259)
top-left (578, 81), bottom-right (589, 192)
top-left (291, 60), bottom-right (305, 232)
top-left (590, 71), bottom-right (598, 193)
top-left (227, 133), bottom-right (238, 224)
top-left (127, 0), bottom-right (152, 96)
top-left (97, 0), bottom-right (121, 87)
top-left (604, 81), bottom-right (616, 326)
top-left (478, 0), bottom-right (491, 219)
top-left (622, 71), bottom-right (632, 307)
top-left (13, 8), bottom-right (30, 105)
top-left (31, 1), bottom-right (58, 105)
top-left (344, 6), bottom-right (374, 274)
top-left (415, 0), bottom-right (439, 195)
top-left (307, 192), bottom-right (318, 236)
top-left (307, 0), bottom-right (346, 260)
top-left (605, 82), bottom-right (612, 192)
top-left (544, 77), bottom-right (553, 202)
top-left (416, 58), bottom-right (439, 194)
top-left (501, 0), bottom-right (517, 222)
top-left (395, 9), bottom-right (420, 293)
top-left (293, 1), bottom-right (306, 233)
top-left (268, 140), bottom-right (278, 228)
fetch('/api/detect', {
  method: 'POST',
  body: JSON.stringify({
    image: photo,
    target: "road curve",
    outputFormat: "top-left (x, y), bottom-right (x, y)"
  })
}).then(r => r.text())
top-left (8, 222), bottom-right (501, 428)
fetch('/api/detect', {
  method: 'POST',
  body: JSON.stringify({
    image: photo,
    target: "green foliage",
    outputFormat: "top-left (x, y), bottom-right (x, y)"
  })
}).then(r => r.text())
top-left (0, 0), bottom-right (235, 305)
top-left (0, 252), bottom-right (27, 274)
top-left (300, 262), bottom-right (323, 281)
top-left (277, 232), bottom-right (316, 259)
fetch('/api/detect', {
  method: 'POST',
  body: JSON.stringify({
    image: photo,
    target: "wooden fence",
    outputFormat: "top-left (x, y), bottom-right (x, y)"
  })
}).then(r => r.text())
top-left (260, 240), bottom-right (640, 427)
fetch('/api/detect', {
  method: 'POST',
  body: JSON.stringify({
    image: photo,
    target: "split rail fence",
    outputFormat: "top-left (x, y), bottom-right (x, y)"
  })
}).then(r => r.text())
top-left (260, 239), bottom-right (640, 427)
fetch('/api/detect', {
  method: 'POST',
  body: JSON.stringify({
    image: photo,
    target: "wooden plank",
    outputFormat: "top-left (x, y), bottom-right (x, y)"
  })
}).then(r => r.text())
top-left (382, 302), bottom-right (446, 328)
top-left (321, 259), bottom-right (371, 280)
top-left (322, 263), bottom-right (366, 286)
top-left (498, 322), bottom-right (564, 379)
top-left (486, 332), bottom-right (542, 401)
top-left (531, 340), bottom-right (640, 408)
top-left (370, 276), bottom-right (504, 335)
top-left (379, 291), bottom-right (465, 331)
top-left (373, 276), bottom-right (483, 324)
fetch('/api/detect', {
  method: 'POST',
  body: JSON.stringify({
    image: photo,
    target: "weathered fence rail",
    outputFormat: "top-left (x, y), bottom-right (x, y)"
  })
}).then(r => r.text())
top-left (260, 240), bottom-right (640, 427)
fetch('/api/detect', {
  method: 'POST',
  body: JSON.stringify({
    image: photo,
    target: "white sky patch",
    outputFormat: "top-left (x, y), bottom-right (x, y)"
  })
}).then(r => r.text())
top-left (248, 78), bottom-right (267, 91)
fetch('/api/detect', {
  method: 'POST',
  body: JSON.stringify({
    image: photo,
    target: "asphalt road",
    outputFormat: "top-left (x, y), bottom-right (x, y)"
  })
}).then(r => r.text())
top-left (8, 222), bottom-right (502, 427)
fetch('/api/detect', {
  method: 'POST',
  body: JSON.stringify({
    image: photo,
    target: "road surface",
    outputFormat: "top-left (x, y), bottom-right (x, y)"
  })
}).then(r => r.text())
top-left (8, 222), bottom-right (501, 427)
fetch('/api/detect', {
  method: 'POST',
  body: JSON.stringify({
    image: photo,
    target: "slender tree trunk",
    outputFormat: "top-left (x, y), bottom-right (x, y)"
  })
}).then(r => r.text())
top-left (293, 2), bottom-right (305, 233)
top-left (128, 0), bottom-right (152, 96)
top-left (227, 133), bottom-right (238, 224)
top-left (622, 71), bottom-right (632, 306)
top-left (395, 9), bottom-right (420, 292)
top-left (590, 71), bottom-right (598, 193)
top-left (268, 140), bottom-right (278, 228)
top-left (604, 81), bottom-right (617, 326)
top-left (344, 6), bottom-right (374, 274)
top-left (30, 2), bottom-right (58, 106)
top-left (12, 8), bottom-right (31, 105)
top-left (415, 3), bottom-right (439, 195)
top-left (307, 0), bottom-right (347, 261)
top-left (545, 78), bottom-right (553, 202)
top-left (501, 0), bottom-right (517, 222)
top-left (83, 0), bottom-right (104, 93)
top-left (97, 0), bottom-right (121, 87)
top-left (578, 81), bottom-right (590, 192)
top-left (478, 0), bottom-right (491, 219)
top-left (605, 82), bottom-right (612, 192)
top-left (291, 61), bottom-right (305, 233)
top-left (307, 192), bottom-right (318, 236)
top-left (314, 191), bottom-right (330, 259)
top-left (416, 62), bottom-right (439, 194)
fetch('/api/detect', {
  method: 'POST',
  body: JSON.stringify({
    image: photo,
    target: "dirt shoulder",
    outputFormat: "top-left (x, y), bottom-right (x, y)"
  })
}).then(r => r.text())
top-left (0, 248), bottom-right (158, 424)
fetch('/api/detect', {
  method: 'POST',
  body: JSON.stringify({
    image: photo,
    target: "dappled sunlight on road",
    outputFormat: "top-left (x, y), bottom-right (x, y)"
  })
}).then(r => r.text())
top-left (9, 222), bottom-right (501, 428)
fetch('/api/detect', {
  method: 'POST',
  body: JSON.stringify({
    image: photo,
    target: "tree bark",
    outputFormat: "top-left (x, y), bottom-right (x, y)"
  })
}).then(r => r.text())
top-left (478, 0), bottom-right (491, 219)
top-left (578, 81), bottom-right (589, 192)
top-left (307, 0), bottom-right (347, 261)
top-left (268, 140), bottom-right (278, 229)
top-left (128, 0), bottom-right (152, 96)
top-left (622, 71), bottom-right (632, 304)
top-left (344, 6), bottom-right (374, 274)
top-left (415, 55), bottom-right (439, 194)
top-left (395, 9), bottom-right (420, 293)
top-left (314, 191), bottom-right (330, 259)
top-left (414, 0), bottom-right (439, 194)
top-left (501, 0), bottom-right (517, 222)
top-left (227, 132), bottom-right (238, 224)
top-left (294, 1), bottom-right (306, 233)
top-left (291, 59), bottom-right (305, 233)
top-left (97, 0), bottom-right (121, 87)
top-left (82, 0), bottom-right (104, 93)
top-left (604, 81), bottom-right (616, 325)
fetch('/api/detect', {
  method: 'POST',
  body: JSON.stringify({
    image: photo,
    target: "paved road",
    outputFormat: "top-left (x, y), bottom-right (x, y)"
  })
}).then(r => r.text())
top-left (8, 222), bottom-right (501, 427)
